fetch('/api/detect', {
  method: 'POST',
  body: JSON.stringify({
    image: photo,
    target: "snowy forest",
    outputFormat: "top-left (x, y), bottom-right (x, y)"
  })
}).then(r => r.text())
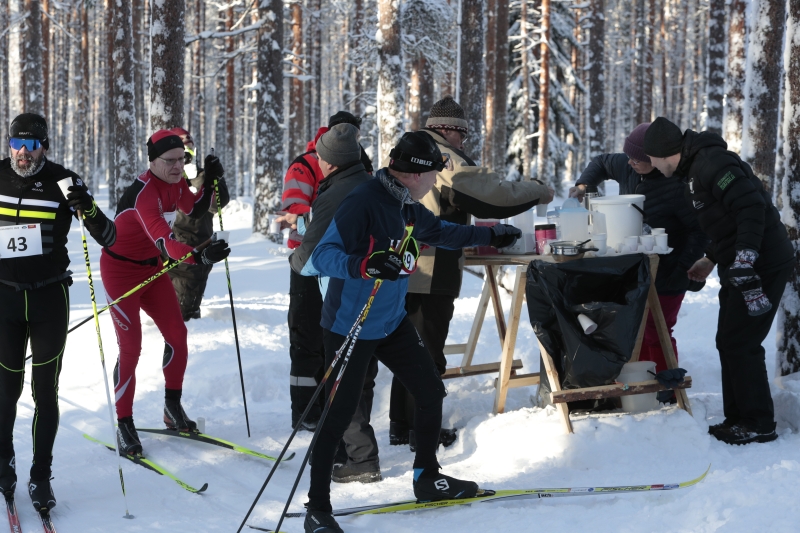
top-left (0, 0), bottom-right (799, 370)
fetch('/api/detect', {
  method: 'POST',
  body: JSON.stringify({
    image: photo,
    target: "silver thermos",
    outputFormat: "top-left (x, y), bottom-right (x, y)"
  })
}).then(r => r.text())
top-left (583, 184), bottom-right (600, 210)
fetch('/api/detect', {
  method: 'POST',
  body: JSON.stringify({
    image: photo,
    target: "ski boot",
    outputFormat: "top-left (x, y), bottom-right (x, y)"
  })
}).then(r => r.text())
top-left (413, 468), bottom-right (479, 502)
top-left (164, 388), bottom-right (197, 432)
top-left (0, 455), bottom-right (16, 499)
top-left (304, 508), bottom-right (343, 533)
top-left (28, 463), bottom-right (56, 513)
top-left (117, 416), bottom-right (143, 456)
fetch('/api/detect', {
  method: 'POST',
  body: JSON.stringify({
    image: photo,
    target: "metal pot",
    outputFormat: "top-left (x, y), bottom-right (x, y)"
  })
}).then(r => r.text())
top-left (548, 240), bottom-right (599, 262)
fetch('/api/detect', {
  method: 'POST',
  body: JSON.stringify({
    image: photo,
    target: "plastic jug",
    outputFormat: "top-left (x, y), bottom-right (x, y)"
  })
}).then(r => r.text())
top-left (617, 361), bottom-right (659, 413)
top-left (558, 199), bottom-right (590, 242)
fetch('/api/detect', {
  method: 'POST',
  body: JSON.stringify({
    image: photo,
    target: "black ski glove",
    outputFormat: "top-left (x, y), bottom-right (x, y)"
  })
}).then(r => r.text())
top-left (204, 154), bottom-right (225, 182)
top-left (193, 240), bottom-right (230, 265)
top-left (489, 224), bottom-right (522, 249)
top-left (67, 185), bottom-right (98, 217)
top-left (654, 368), bottom-right (687, 388)
top-left (360, 250), bottom-right (403, 281)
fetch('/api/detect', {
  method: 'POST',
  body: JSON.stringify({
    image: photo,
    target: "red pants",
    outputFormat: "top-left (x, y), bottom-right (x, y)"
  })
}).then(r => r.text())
top-left (100, 253), bottom-right (188, 419)
top-left (639, 293), bottom-right (685, 373)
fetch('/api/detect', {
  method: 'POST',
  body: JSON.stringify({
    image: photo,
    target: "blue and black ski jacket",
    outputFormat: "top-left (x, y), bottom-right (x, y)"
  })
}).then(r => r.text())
top-left (309, 171), bottom-right (493, 340)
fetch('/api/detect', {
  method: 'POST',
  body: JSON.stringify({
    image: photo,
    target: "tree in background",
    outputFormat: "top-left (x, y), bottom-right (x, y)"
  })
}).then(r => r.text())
top-left (706, 0), bottom-right (725, 135)
top-left (376, 0), bottom-right (403, 164)
top-left (587, 0), bottom-right (605, 159)
top-left (149, 0), bottom-right (184, 131)
top-left (724, 0), bottom-right (748, 152)
top-left (0, 2), bottom-right (8, 133)
top-left (460, 0), bottom-right (485, 163)
top-left (110, 0), bottom-right (137, 210)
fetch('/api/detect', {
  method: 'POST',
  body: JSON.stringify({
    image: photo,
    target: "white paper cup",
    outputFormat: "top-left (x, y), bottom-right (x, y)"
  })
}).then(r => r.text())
top-left (651, 228), bottom-right (666, 235)
top-left (269, 215), bottom-right (281, 234)
top-left (655, 234), bottom-right (669, 251)
top-left (57, 177), bottom-right (73, 200)
top-left (536, 204), bottom-right (548, 217)
top-left (214, 230), bottom-right (230, 243)
top-left (624, 236), bottom-right (639, 249)
top-left (640, 235), bottom-right (655, 251)
top-left (591, 234), bottom-right (607, 255)
top-left (578, 314), bottom-right (598, 335)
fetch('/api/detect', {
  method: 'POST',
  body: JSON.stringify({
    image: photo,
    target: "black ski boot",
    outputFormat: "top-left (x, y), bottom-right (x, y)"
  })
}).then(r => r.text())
top-left (28, 463), bottom-right (55, 513)
top-left (712, 423), bottom-right (778, 445)
top-left (413, 468), bottom-right (479, 502)
top-left (304, 508), bottom-right (343, 533)
top-left (0, 455), bottom-right (16, 499)
top-left (117, 416), bottom-right (143, 456)
top-left (164, 388), bottom-right (197, 432)
top-left (331, 460), bottom-right (382, 484)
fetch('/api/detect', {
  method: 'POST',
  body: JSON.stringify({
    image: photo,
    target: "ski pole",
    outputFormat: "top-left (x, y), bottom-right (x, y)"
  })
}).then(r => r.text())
top-left (66, 239), bottom-right (213, 335)
top-left (236, 278), bottom-right (383, 533)
top-left (210, 147), bottom-right (251, 437)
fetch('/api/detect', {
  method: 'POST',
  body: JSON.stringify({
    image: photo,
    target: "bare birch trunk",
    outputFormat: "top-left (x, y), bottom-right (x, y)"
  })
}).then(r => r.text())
top-left (742, 0), bottom-right (786, 195)
top-left (150, 0), bottom-right (185, 130)
top-left (588, 0), bottom-right (605, 158)
top-left (723, 0), bottom-right (747, 151)
top-left (254, 0), bottom-right (284, 234)
top-left (111, 0), bottom-right (137, 210)
top-left (377, 0), bottom-right (403, 165)
top-left (460, 0), bottom-right (484, 164)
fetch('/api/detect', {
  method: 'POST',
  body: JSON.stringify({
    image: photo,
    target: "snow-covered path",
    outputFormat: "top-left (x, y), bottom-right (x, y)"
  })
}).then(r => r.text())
top-left (14, 193), bottom-right (800, 532)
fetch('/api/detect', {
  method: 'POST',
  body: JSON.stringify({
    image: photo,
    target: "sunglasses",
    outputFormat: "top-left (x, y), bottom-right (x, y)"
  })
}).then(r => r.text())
top-left (9, 138), bottom-right (43, 151)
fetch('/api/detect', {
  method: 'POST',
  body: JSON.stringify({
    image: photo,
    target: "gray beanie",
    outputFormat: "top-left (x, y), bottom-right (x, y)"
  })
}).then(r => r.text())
top-left (316, 123), bottom-right (361, 166)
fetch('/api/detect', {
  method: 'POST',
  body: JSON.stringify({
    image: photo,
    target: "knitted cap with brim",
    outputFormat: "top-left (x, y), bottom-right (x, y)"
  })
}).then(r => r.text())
top-left (169, 127), bottom-right (194, 146)
top-left (425, 96), bottom-right (468, 133)
top-left (389, 132), bottom-right (446, 174)
top-left (328, 111), bottom-right (363, 129)
top-left (623, 123), bottom-right (651, 163)
top-left (643, 117), bottom-right (684, 158)
top-left (10, 113), bottom-right (49, 150)
top-left (316, 123), bottom-right (361, 166)
top-left (147, 129), bottom-right (185, 161)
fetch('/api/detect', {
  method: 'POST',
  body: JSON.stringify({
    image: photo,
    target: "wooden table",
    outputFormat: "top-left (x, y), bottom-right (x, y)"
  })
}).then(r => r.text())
top-left (447, 253), bottom-right (692, 434)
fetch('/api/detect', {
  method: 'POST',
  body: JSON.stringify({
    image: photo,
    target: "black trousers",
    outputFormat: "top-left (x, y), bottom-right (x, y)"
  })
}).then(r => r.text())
top-left (308, 318), bottom-right (446, 511)
top-left (389, 293), bottom-right (455, 428)
top-left (716, 265), bottom-right (792, 432)
top-left (0, 281), bottom-right (69, 474)
top-left (168, 261), bottom-right (213, 318)
top-left (288, 266), bottom-right (325, 422)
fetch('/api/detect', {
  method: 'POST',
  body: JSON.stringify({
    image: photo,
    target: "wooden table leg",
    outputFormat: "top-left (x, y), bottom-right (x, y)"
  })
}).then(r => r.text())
top-left (460, 277), bottom-right (492, 368)
top-left (632, 256), bottom-right (661, 363)
top-left (493, 267), bottom-right (526, 415)
top-left (486, 265), bottom-right (508, 345)
top-left (538, 339), bottom-right (573, 434)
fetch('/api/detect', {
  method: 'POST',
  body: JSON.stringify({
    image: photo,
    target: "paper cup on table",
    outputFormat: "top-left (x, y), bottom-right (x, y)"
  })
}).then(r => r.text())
top-left (651, 228), bottom-right (666, 235)
top-left (577, 314), bottom-right (598, 335)
top-left (624, 236), bottom-right (639, 250)
top-left (640, 234), bottom-right (655, 251)
top-left (536, 203), bottom-right (548, 217)
top-left (591, 233), bottom-right (607, 254)
top-left (654, 234), bottom-right (669, 252)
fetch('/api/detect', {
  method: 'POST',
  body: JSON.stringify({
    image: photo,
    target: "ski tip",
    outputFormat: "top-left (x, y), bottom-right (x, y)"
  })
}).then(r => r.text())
top-left (195, 483), bottom-right (209, 494)
top-left (281, 452), bottom-right (296, 462)
top-left (123, 513), bottom-right (135, 519)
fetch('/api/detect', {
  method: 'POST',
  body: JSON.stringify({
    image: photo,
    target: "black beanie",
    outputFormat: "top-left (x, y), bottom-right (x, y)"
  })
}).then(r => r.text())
top-left (328, 111), bottom-right (363, 129)
top-left (147, 129), bottom-right (185, 161)
top-left (9, 113), bottom-right (49, 150)
top-left (643, 117), bottom-right (684, 157)
top-left (389, 132), bottom-right (445, 174)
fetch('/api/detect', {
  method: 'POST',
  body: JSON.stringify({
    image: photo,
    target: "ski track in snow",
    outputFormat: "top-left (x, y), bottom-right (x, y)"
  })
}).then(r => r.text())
top-left (19, 189), bottom-right (800, 532)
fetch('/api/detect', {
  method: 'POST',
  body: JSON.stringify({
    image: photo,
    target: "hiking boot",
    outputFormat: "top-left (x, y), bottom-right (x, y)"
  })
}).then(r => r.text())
top-left (409, 427), bottom-right (458, 452)
top-left (0, 455), bottom-right (16, 498)
top-left (117, 416), bottom-right (143, 456)
top-left (292, 417), bottom-right (319, 432)
top-left (389, 422), bottom-right (409, 445)
top-left (331, 461), bottom-right (381, 484)
top-left (164, 389), bottom-right (197, 432)
top-left (708, 418), bottom-right (738, 437)
top-left (28, 478), bottom-right (56, 512)
top-left (304, 508), bottom-right (343, 533)
top-left (413, 468), bottom-right (479, 502)
top-left (712, 423), bottom-right (777, 445)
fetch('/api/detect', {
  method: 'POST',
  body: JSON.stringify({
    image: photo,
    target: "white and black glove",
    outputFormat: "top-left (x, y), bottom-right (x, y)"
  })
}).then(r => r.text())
top-left (489, 224), bottom-right (522, 249)
top-left (728, 249), bottom-right (771, 316)
top-left (194, 240), bottom-right (230, 265)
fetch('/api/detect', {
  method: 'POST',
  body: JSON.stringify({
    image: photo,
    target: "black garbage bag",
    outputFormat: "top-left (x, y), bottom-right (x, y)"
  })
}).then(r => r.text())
top-left (527, 255), bottom-right (651, 410)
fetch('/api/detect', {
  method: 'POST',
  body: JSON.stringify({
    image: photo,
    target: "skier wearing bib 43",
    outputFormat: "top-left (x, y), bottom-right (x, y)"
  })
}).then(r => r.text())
top-left (0, 113), bottom-right (116, 513)
top-left (101, 130), bottom-right (230, 458)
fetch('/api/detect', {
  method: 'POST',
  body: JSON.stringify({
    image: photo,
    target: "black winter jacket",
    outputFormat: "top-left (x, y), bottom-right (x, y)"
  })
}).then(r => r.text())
top-left (171, 169), bottom-right (230, 248)
top-left (577, 153), bottom-right (643, 194)
top-left (675, 130), bottom-right (793, 279)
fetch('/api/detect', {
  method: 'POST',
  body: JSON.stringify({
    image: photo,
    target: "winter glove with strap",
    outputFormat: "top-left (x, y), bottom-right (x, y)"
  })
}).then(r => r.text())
top-left (193, 240), bottom-right (230, 265)
top-left (489, 224), bottom-right (522, 249)
top-left (360, 250), bottom-right (403, 281)
top-left (66, 185), bottom-right (98, 217)
top-left (727, 249), bottom-right (772, 316)
top-left (654, 368), bottom-right (687, 389)
top-left (204, 154), bottom-right (225, 183)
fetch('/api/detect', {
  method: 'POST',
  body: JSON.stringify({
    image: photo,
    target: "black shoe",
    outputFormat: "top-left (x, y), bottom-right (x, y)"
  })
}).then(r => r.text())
top-left (390, 422), bottom-right (409, 445)
top-left (191, 309), bottom-right (201, 320)
top-left (0, 455), bottom-right (16, 497)
top-left (292, 418), bottom-right (319, 432)
top-left (713, 423), bottom-right (777, 445)
top-left (28, 478), bottom-right (56, 512)
top-left (117, 416), bottom-right (143, 456)
top-left (164, 390), bottom-right (197, 432)
top-left (708, 418), bottom-right (738, 437)
top-left (331, 461), bottom-right (382, 484)
top-left (409, 428), bottom-right (458, 452)
top-left (413, 468), bottom-right (479, 501)
top-left (304, 508), bottom-right (343, 533)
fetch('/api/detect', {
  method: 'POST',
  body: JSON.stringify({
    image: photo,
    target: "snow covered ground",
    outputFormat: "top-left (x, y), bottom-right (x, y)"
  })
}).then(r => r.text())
top-left (14, 188), bottom-right (800, 532)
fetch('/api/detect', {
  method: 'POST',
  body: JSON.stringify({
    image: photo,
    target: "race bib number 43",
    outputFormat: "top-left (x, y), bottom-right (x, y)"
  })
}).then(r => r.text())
top-left (0, 224), bottom-right (43, 258)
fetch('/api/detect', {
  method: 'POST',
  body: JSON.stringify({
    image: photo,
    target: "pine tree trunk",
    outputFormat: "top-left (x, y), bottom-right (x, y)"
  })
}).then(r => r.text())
top-left (225, 6), bottom-right (237, 199)
top-left (149, 0), bottom-right (185, 130)
top-left (535, 0), bottom-right (551, 181)
top-left (777, 0), bottom-right (800, 376)
top-left (41, 0), bottom-right (49, 120)
top-left (0, 2), bottom-right (8, 134)
top-left (111, 0), bottom-right (137, 210)
top-left (484, 0), bottom-right (497, 168)
top-left (105, 0), bottom-right (114, 190)
top-left (23, 0), bottom-right (44, 114)
top-left (588, 0), bottom-right (605, 158)
top-left (705, 0), bottom-right (725, 134)
top-left (350, 0), bottom-right (364, 116)
top-left (742, 0), bottom-right (786, 195)
top-left (494, 0), bottom-right (508, 172)
top-left (308, 0), bottom-right (322, 134)
top-left (254, 0), bottom-right (284, 234)
top-left (75, 2), bottom-right (91, 187)
top-left (723, 0), bottom-right (747, 152)
top-left (520, 0), bottom-right (532, 177)
top-left (289, 1), bottom-right (306, 154)
top-left (377, 0), bottom-right (403, 164)
top-left (408, 55), bottom-right (433, 131)
top-left (460, 0), bottom-right (485, 164)
top-left (132, 0), bottom-right (145, 165)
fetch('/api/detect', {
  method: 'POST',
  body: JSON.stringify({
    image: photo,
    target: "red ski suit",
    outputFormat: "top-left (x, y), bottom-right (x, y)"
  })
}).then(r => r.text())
top-left (101, 170), bottom-right (213, 418)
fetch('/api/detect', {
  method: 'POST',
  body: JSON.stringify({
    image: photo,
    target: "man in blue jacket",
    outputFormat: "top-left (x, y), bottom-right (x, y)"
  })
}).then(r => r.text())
top-left (302, 132), bottom-right (520, 532)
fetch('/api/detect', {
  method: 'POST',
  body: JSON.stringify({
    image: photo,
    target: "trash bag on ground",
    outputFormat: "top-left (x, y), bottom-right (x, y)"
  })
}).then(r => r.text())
top-left (527, 255), bottom-right (651, 411)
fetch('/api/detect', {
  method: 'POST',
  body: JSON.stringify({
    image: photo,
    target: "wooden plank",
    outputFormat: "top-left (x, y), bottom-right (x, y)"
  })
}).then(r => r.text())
top-left (443, 343), bottom-right (468, 356)
top-left (486, 265), bottom-right (508, 344)
top-left (443, 359), bottom-right (523, 379)
top-left (550, 376), bottom-right (693, 403)
top-left (501, 373), bottom-right (541, 389)
top-left (460, 279), bottom-right (493, 367)
top-left (631, 255), bottom-right (660, 363)
top-left (537, 338), bottom-right (573, 433)
top-left (492, 267), bottom-right (526, 414)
